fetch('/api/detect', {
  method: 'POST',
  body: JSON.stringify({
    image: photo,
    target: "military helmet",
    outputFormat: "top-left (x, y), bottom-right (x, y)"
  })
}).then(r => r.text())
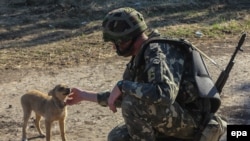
top-left (102, 7), bottom-right (147, 43)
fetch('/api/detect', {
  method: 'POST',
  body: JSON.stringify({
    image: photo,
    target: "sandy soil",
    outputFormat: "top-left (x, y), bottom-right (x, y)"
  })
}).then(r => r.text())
top-left (1, 39), bottom-right (250, 141)
top-left (0, 57), bottom-right (126, 141)
top-left (0, 1), bottom-right (250, 141)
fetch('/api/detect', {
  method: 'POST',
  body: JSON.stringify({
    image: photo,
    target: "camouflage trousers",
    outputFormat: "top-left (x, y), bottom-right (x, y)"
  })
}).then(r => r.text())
top-left (108, 95), bottom-right (198, 141)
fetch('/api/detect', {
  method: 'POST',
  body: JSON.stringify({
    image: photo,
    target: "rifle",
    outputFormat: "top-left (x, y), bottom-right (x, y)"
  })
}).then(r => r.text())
top-left (215, 33), bottom-right (247, 94)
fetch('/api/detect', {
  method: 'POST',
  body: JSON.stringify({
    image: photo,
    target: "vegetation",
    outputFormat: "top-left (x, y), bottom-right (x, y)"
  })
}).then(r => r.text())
top-left (0, 1), bottom-right (249, 71)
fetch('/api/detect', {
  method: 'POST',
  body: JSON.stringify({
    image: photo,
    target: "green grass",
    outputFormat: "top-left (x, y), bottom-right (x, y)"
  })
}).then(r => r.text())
top-left (159, 18), bottom-right (249, 39)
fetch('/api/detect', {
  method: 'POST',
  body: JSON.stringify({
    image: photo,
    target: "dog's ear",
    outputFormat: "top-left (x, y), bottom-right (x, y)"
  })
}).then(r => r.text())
top-left (48, 89), bottom-right (54, 96)
top-left (48, 85), bottom-right (60, 96)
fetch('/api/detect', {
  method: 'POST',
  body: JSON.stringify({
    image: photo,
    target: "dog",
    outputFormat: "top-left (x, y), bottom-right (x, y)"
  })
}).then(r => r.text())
top-left (21, 84), bottom-right (71, 141)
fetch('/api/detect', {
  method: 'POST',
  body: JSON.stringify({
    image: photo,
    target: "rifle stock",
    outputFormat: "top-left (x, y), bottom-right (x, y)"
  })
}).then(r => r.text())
top-left (215, 33), bottom-right (247, 94)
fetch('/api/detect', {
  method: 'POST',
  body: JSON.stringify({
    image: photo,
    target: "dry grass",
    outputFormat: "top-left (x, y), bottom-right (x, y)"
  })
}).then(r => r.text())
top-left (0, 1), bottom-right (249, 71)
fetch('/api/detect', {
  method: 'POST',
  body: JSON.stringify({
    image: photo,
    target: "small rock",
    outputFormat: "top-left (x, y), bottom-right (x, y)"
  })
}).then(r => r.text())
top-left (195, 31), bottom-right (203, 38)
top-left (8, 105), bottom-right (12, 109)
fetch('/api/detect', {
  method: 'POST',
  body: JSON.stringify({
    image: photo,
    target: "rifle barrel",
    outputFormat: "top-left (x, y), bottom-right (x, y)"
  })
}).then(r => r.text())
top-left (215, 33), bottom-right (247, 94)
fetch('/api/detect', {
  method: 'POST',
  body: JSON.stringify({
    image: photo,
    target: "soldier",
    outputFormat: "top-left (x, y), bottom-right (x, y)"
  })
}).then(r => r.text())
top-left (66, 7), bottom-right (226, 141)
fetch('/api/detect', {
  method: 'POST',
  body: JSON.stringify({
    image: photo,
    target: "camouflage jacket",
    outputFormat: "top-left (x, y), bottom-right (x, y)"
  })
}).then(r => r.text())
top-left (97, 37), bottom-right (199, 109)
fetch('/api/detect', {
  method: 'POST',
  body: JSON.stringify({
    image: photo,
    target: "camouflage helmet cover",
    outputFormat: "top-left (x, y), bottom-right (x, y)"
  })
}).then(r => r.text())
top-left (102, 7), bottom-right (147, 42)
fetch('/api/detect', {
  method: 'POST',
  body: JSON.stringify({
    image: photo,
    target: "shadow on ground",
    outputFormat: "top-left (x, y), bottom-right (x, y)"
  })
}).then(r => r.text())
top-left (0, 1), bottom-right (249, 49)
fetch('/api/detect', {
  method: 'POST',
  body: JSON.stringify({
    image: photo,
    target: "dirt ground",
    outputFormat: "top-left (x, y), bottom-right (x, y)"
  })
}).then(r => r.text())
top-left (1, 46), bottom-right (250, 141)
top-left (0, 2), bottom-right (250, 141)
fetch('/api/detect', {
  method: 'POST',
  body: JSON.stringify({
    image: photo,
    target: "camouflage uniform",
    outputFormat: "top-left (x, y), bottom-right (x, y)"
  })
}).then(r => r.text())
top-left (97, 38), bottom-right (202, 141)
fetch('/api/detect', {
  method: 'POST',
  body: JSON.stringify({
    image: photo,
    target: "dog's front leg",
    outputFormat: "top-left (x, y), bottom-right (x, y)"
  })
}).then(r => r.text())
top-left (59, 118), bottom-right (66, 141)
top-left (45, 120), bottom-right (52, 141)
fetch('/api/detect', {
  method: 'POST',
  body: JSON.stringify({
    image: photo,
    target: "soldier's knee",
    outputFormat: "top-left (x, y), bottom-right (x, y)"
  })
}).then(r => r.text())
top-left (108, 123), bottom-right (131, 141)
top-left (108, 133), bottom-right (130, 141)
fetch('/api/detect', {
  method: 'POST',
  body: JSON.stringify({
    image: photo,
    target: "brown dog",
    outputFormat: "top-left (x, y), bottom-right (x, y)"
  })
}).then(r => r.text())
top-left (21, 84), bottom-right (71, 141)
